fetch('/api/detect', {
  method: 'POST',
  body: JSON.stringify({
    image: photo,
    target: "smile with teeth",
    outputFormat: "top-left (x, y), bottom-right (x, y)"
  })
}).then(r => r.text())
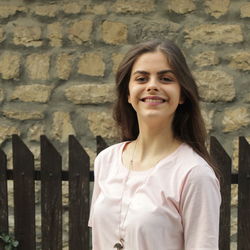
top-left (141, 97), bottom-right (167, 103)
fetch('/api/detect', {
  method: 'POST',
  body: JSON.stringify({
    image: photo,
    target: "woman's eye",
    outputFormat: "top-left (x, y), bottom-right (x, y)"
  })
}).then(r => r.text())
top-left (136, 77), bottom-right (147, 82)
top-left (161, 76), bottom-right (173, 83)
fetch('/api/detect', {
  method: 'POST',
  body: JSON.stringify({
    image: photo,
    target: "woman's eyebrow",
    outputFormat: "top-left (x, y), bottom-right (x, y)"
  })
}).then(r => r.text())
top-left (132, 70), bottom-right (175, 75)
top-left (157, 70), bottom-right (175, 75)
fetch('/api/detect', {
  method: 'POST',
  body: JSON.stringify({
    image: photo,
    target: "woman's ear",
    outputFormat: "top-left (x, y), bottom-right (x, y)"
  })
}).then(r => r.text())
top-left (128, 94), bottom-right (131, 104)
top-left (179, 95), bottom-right (185, 104)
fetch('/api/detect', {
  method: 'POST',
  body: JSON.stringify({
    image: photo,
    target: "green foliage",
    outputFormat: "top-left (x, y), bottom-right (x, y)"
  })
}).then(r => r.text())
top-left (0, 233), bottom-right (19, 250)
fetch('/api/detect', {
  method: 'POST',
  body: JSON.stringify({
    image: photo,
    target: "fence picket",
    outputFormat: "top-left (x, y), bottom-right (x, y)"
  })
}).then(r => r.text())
top-left (41, 136), bottom-right (62, 250)
top-left (69, 135), bottom-right (90, 250)
top-left (238, 137), bottom-right (250, 250)
top-left (210, 136), bottom-right (231, 250)
top-left (12, 135), bottom-right (36, 249)
top-left (0, 148), bottom-right (8, 250)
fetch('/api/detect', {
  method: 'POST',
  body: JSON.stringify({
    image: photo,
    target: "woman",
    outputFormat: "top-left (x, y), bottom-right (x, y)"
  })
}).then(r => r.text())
top-left (88, 40), bottom-right (221, 250)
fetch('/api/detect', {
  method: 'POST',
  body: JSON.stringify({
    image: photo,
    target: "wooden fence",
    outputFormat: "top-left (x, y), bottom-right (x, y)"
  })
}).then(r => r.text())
top-left (0, 135), bottom-right (249, 250)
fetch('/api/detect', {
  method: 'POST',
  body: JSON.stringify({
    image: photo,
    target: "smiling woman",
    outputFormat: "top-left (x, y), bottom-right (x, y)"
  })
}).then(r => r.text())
top-left (88, 40), bottom-right (221, 250)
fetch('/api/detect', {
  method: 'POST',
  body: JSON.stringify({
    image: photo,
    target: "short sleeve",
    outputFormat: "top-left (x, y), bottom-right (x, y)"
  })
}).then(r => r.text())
top-left (180, 165), bottom-right (221, 250)
top-left (88, 155), bottom-right (101, 227)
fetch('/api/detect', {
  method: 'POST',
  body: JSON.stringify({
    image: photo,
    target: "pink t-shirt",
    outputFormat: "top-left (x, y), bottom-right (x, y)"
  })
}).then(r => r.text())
top-left (88, 142), bottom-right (221, 250)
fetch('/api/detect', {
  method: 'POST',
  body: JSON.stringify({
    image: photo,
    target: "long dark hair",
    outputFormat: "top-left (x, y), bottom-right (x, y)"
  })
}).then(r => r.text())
top-left (113, 39), bottom-right (220, 179)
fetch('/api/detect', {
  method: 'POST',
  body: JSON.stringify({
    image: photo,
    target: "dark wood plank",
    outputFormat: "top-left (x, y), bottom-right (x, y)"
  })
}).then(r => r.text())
top-left (68, 135), bottom-right (90, 250)
top-left (238, 137), bottom-right (250, 250)
top-left (12, 135), bottom-right (36, 250)
top-left (210, 136), bottom-right (231, 250)
top-left (0, 148), bottom-right (8, 250)
top-left (96, 136), bottom-right (108, 155)
top-left (41, 135), bottom-right (62, 250)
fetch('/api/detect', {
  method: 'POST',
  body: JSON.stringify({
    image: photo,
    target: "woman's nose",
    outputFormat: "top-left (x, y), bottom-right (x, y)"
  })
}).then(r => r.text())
top-left (146, 78), bottom-right (159, 91)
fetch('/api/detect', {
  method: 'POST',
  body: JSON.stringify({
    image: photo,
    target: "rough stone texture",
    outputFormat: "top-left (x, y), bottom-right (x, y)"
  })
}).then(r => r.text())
top-left (3, 110), bottom-right (44, 120)
top-left (51, 112), bottom-right (75, 143)
top-left (47, 22), bottom-right (63, 47)
top-left (87, 111), bottom-right (119, 139)
top-left (11, 84), bottom-right (53, 103)
top-left (194, 70), bottom-right (235, 102)
top-left (240, 3), bottom-right (250, 18)
top-left (27, 124), bottom-right (45, 141)
top-left (102, 20), bottom-right (127, 45)
top-left (0, 27), bottom-right (5, 43)
top-left (185, 24), bottom-right (243, 45)
top-left (0, 51), bottom-right (21, 80)
top-left (0, 5), bottom-right (26, 19)
top-left (205, 0), bottom-right (230, 18)
top-left (222, 107), bottom-right (250, 132)
top-left (32, 5), bottom-right (59, 17)
top-left (77, 53), bottom-right (105, 76)
top-left (201, 109), bottom-right (214, 132)
top-left (112, 53), bottom-right (124, 73)
top-left (82, 3), bottom-right (107, 15)
top-left (244, 93), bottom-right (250, 103)
top-left (229, 52), bottom-right (250, 71)
top-left (12, 25), bottom-right (42, 47)
top-left (56, 53), bottom-right (73, 80)
top-left (26, 53), bottom-right (50, 80)
top-left (62, 3), bottom-right (82, 14)
top-left (0, 125), bottom-right (19, 144)
top-left (68, 19), bottom-right (93, 45)
top-left (193, 51), bottom-right (219, 67)
top-left (0, 88), bottom-right (4, 102)
top-left (112, 0), bottom-right (155, 13)
top-left (167, 0), bottom-right (196, 14)
top-left (65, 84), bottom-right (115, 104)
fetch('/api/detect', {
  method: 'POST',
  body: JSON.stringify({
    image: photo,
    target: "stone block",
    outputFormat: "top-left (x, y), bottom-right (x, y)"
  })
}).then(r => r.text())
top-left (86, 111), bottom-right (119, 139)
top-left (68, 19), bottom-right (93, 45)
top-left (229, 52), bottom-right (250, 71)
top-left (112, 0), bottom-right (155, 13)
top-left (82, 3), bottom-right (107, 15)
top-left (27, 124), bottom-right (45, 142)
top-left (0, 5), bottom-right (26, 19)
top-left (51, 112), bottom-right (75, 143)
top-left (102, 20), bottom-right (127, 45)
top-left (65, 84), bottom-right (115, 104)
top-left (0, 27), bottom-right (5, 43)
top-left (240, 3), bottom-right (250, 18)
top-left (112, 53), bottom-right (125, 73)
top-left (0, 51), bottom-right (21, 80)
top-left (205, 0), bottom-right (230, 18)
top-left (185, 24), bottom-right (243, 45)
top-left (26, 53), bottom-right (50, 80)
top-left (195, 70), bottom-right (235, 102)
top-left (47, 22), bottom-right (63, 47)
top-left (167, 0), bottom-right (196, 14)
top-left (77, 53), bottom-right (105, 76)
top-left (11, 84), bottom-right (52, 103)
top-left (32, 5), bottom-right (59, 17)
top-left (222, 107), bottom-right (250, 132)
top-left (193, 51), bottom-right (219, 67)
top-left (56, 53), bottom-right (73, 80)
top-left (62, 3), bottom-right (82, 14)
top-left (0, 125), bottom-right (19, 144)
top-left (12, 25), bottom-right (42, 47)
top-left (3, 110), bottom-right (44, 120)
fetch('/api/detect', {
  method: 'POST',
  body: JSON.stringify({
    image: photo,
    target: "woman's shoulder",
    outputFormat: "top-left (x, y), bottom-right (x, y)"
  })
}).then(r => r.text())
top-left (176, 143), bottom-right (216, 179)
top-left (94, 141), bottom-right (128, 168)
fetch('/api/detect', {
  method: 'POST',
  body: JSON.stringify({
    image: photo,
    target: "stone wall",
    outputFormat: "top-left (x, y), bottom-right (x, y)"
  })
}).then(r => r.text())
top-left (0, 0), bottom-right (250, 249)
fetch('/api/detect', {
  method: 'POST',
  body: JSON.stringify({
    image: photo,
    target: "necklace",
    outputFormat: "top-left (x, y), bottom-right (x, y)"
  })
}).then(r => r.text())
top-left (113, 139), bottom-right (153, 250)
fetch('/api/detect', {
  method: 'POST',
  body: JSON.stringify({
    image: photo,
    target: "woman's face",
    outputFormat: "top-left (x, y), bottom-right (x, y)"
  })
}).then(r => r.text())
top-left (128, 50), bottom-right (183, 125)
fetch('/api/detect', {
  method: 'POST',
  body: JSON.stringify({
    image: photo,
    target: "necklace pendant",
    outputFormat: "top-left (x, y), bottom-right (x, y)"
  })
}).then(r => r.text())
top-left (113, 239), bottom-right (124, 249)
